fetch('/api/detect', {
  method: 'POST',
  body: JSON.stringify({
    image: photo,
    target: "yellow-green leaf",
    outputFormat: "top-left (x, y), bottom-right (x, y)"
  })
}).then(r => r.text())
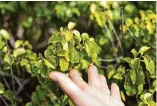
top-left (0, 29), bottom-right (10, 40)
top-left (0, 82), bottom-right (4, 94)
top-left (13, 48), bottom-right (26, 57)
top-left (14, 40), bottom-right (24, 49)
top-left (59, 58), bottom-right (69, 71)
top-left (44, 59), bottom-right (55, 69)
top-left (67, 22), bottom-right (76, 30)
top-left (139, 46), bottom-right (150, 55)
top-left (120, 91), bottom-right (126, 101)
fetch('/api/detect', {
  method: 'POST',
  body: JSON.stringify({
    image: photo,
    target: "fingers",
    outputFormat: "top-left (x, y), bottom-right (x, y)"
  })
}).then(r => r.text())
top-left (87, 65), bottom-right (99, 86)
top-left (111, 83), bottom-right (121, 101)
top-left (48, 72), bottom-right (84, 99)
top-left (69, 69), bottom-right (89, 90)
top-left (99, 75), bottom-right (110, 95)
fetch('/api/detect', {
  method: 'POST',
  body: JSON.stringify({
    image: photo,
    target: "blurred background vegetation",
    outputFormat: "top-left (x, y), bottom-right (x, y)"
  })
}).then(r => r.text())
top-left (0, 1), bottom-right (156, 106)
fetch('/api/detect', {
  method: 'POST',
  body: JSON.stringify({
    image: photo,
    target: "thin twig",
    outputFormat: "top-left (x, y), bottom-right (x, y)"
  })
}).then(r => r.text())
top-left (0, 70), bottom-right (23, 81)
top-left (15, 79), bottom-right (31, 96)
top-left (5, 40), bottom-right (15, 92)
top-left (3, 77), bottom-right (10, 90)
top-left (108, 19), bottom-right (124, 56)
top-left (98, 56), bottom-right (122, 62)
top-left (121, 7), bottom-right (124, 42)
top-left (127, 28), bottom-right (141, 46)
top-left (0, 95), bottom-right (9, 106)
top-left (104, 25), bottom-right (118, 57)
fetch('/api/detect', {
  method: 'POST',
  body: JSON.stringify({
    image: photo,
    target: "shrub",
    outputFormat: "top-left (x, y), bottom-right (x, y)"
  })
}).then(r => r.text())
top-left (0, 1), bottom-right (156, 106)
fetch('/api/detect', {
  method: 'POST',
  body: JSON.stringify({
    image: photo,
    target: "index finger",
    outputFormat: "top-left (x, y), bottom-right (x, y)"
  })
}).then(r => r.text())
top-left (48, 72), bottom-right (84, 99)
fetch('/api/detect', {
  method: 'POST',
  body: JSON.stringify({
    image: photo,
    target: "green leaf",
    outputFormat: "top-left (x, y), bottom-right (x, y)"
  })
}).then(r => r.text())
top-left (64, 30), bottom-right (73, 41)
top-left (67, 22), bottom-right (76, 30)
top-left (113, 73), bottom-right (123, 80)
top-left (44, 59), bottom-right (55, 69)
top-left (0, 29), bottom-right (10, 40)
top-left (36, 88), bottom-right (46, 101)
top-left (119, 57), bottom-right (132, 64)
top-left (24, 41), bottom-right (32, 49)
top-left (85, 40), bottom-right (96, 56)
top-left (14, 40), bottom-right (23, 48)
top-left (59, 58), bottom-right (69, 71)
top-left (149, 80), bottom-right (157, 93)
top-left (130, 58), bottom-right (140, 71)
top-left (26, 102), bottom-right (32, 106)
top-left (0, 36), bottom-right (5, 49)
top-left (140, 93), bottom-right (152, 101)
top-left (124, 73), bottom-right (137, 96)
top-left (107, 69), bottom-right (115, 79)
top-left (125, 84), bottom-right (137, 96)
top-left (3, 90), bottom-right (15, 102)
top-left (130, 69), bottom-right (136, 85)
top-left (69, 99), bottom-right (75, 106)
top-left (73, 30), bottom-right (81, 43)
top-left (143, 55), bottom-right (155, 75)
top-left (40, 65), bottom-right (50, 78)
top-left (81, 33), bottom-right (89, 41)
top-left (147, 60), bottom-right (155, 75)
top-left (13, 48), bottom-right (26, 57)
top-left (48, 32), bottom-right (62, 44)
top-left (2, 46), bottom-right (7, 53)
top-left (4, 54), bottom-right (10, 64)
top-left (68, 41), bottom-right (80, 63)
top-left (0, 82), bottom-right (4, 94)
top-left (62, 41), bottom-right (68, 51)
top-left (120, 91), bottom-right (126, 101)
top-left (131, 48), bottom-right (138, 57)
top-left (20, 58), bottom-right (29, 67)
top-left (139, 46), bottom-right (150, 55)
top-left (57, 50), bottom-right (67, 56)
top-left (137, 84), bottom-right (143, 94)
top-left (136, 68), bottom-right (145, 85)
top-left (117, 65), bottom-right (125, 74)
top-left (44, 46), bottom-right (55, 58)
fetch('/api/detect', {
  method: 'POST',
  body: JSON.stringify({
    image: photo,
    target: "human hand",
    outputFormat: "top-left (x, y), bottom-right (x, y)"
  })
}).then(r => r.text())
top-left (49, 65), bottom-right (125, 106)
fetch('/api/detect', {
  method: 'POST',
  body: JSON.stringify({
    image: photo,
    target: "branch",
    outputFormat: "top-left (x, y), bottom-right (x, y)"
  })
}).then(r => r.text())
top-left (98, 56), bottom-right (122, 62)
top-left (0, 95), bottom-right (9, 106)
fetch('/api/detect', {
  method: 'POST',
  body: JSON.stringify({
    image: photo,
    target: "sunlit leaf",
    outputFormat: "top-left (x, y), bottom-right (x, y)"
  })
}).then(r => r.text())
top-left (139, 46), bottom-right (150, 55)
top-left (48, 32), bottom-right (62, 44)
top-left (13, 48), bottom-right (26, 57)
top-left (44, 59), bottom-right (55, 69)
top-left (120, 91), bottom-right (126, 101)
top-left (81, 33), bottom-right (89, 41)
top-left (67, 22), bottom-right (76, 30)
top-left (130, 69), bottom-right (136, 84)
top-left (131, 48), bottom-right (138, 57)
top-left (59, 58), bottom-right (69, 71)
top-left (0, 29), bottom-right (10, 40)
top-left (14, 40), bottom-right (23, 48)
top-left (137, 84), bottom-right (143, 94)
top-left (130, 58), bottom-right (140, 71)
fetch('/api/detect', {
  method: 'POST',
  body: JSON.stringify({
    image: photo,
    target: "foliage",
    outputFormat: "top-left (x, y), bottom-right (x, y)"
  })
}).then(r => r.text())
top-left (0, 1), bottom-right (156, 106)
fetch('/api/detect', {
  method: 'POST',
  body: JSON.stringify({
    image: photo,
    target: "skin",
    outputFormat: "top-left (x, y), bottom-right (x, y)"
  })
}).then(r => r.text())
top-left (49, 65), bottom-right (125, 106)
